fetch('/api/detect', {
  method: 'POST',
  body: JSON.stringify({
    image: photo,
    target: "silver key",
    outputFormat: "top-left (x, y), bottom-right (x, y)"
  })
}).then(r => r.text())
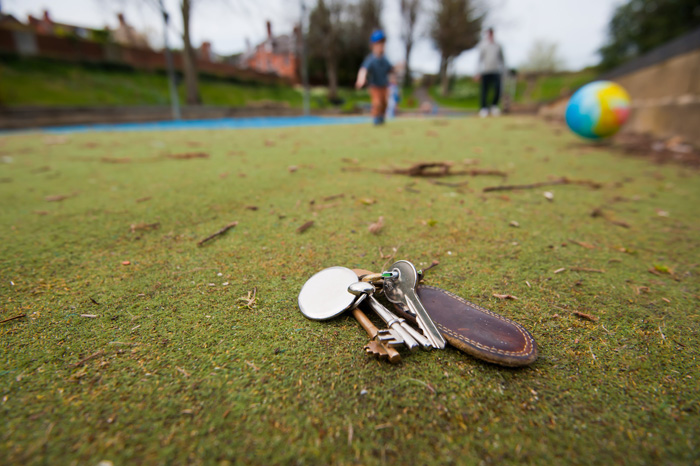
top-left (382, 260), bottom-right (447, 349)
top-left (348, 282), bottom-right (422, 351)
top-left (376, 328), bottom-right (405, 348)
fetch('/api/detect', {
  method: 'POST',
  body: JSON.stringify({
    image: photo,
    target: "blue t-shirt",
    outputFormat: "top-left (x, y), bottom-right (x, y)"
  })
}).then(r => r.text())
top-left (361, 54), bottom-right (393, 88)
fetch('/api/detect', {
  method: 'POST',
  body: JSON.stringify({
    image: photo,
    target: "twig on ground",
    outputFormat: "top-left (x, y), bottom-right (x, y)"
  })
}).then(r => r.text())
top-left (71, 350), bottom-right (104, 367)
top-left (130, 222), bottom-right (160, 233)
top-left (197, 221), bottom-right (238, 246)
top-left (570, 267), bottom-right (605, 273)
top-left (591, 208), bottom-right (631, 228)
top-left (429, 180), bottom-right (470, 187)
top-left (296, 220), bottom-right (314, 233)
top-left (573, 311), bottom-right (598, 322)
top-left (166, 152), bottom-right (209, 160)
top-left (493, 293), bottom-right (519, 300)
top-left (483, 177), bottom-right (602, 192)
top-left (571, 240), bottom-right (596, 249)
top-left (420, 261), bottom-right (440, 275)
top-left (404, 183), bottom-right (421, 193)
top-left (345, 162), bottom-right (506, 178)
top-left (0, 314), bottom-right (26, 324)
top-left (101, 157), bottom-right (131, 164)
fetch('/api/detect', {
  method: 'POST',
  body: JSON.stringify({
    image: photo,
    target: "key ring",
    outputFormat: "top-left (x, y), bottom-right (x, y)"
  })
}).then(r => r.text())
top-left (359, 273), bottom-right (384, 285)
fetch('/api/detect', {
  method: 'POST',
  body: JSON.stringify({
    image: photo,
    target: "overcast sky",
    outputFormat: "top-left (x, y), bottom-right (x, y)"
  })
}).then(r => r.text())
top-left (3, 0), bottom-right (624, 74)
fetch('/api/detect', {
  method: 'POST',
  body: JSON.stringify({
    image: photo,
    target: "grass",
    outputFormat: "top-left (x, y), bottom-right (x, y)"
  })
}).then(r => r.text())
top-left (526, 69), bottom-right (598, 102)
top-left (0, 58), bottom-right (372, 110)
top-left (1, 116), bottom-right (699, 465)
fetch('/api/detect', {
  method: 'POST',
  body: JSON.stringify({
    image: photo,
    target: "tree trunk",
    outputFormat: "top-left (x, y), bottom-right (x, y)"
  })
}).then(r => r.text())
top-left (181, 0), bottom-right (201, 105)
top-left (439, 54), bottom-right (450, 97)
top-left (326, 58), bottom-right (338, 101)
top-left (403, 40), bottom-right (413, 88)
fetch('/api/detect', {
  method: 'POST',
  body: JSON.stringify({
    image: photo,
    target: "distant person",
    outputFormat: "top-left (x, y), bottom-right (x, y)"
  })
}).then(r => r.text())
top-left (355, 29), bottom-right (394, 125)
top-left (475, 28), bottom-right (505, 118)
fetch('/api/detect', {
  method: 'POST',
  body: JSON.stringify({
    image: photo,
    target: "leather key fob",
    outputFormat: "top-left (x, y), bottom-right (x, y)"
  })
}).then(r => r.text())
top-left (394, 285), bottom-right (538, 367)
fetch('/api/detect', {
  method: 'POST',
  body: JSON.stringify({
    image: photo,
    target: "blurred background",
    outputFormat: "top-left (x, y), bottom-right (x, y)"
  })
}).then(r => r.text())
top-left (0, 0), bottom-right (698, 145)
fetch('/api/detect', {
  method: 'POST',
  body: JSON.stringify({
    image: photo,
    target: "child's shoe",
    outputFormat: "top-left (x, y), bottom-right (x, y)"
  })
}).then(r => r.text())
top-left (479, 108), bottom-right (489, 118)
top-left (490, 106), bottom-right (501, 117)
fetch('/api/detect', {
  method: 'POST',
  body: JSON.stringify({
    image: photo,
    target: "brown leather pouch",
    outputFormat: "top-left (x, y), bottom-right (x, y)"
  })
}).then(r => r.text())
top-left (393, 285), bottom-right (538, 367)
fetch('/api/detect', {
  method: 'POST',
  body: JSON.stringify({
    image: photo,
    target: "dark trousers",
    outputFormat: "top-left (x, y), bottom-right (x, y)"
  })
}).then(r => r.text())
top-left (480, 73), bottom-right (501, 109)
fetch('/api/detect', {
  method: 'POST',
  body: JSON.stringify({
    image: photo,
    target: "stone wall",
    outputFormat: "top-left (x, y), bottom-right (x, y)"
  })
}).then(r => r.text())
top-left (613, 49), bottom-right (700, 147)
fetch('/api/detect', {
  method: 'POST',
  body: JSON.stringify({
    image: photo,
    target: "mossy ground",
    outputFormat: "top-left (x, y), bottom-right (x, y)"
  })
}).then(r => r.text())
top-left (1, 116), bottom-right (698, 465)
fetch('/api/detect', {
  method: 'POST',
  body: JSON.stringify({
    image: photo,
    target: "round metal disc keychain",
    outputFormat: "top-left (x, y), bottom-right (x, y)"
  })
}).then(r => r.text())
top-left (298, 266), bottom-right (362, 320)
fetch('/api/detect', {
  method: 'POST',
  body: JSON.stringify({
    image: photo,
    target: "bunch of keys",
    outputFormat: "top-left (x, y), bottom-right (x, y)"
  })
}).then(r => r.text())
top-left (298, 260), bottom-right (446, 364)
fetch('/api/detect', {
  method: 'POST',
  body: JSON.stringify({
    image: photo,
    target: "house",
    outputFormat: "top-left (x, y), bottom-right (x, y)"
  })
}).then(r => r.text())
top-left (27, 9), bottom-right (106, 42)
top-left (110, 13), bottom-right (150, 49)
top-left (242, 21), bottom-right (299, 82)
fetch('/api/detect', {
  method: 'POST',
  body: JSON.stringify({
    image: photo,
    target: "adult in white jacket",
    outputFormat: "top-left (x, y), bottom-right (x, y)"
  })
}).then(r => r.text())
top-left (475, 28), bottom-right (505, 117)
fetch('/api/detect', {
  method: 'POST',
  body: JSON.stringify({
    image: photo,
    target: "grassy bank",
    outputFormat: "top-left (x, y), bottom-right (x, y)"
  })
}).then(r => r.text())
top-left (0, 57), bottom-right (372, 110)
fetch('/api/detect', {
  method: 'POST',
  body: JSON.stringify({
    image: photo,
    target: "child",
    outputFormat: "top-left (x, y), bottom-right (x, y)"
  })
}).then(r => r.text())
top-left (355, 29), bottom-right (394, 125)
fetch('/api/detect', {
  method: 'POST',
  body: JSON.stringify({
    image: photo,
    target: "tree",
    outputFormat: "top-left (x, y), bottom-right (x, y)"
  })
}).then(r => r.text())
top-left (308, 0), bottom-right (343, 99)
top-left (355, 0), bottom-right (383, 41)
top-left (599, 0), bottom-right (700, 70)
top-left (341, 0), bottom-right (383, 85)
top-left (399, 0), bottom-right (421, 88)
top-left (430, 0), bottom-right (482, 96)
top-left (180, 0), bottom-right (201, 105)
top-left (522, 39), bottom-right (564, 73)
top-left (307, 0), bottom-right (384, 99)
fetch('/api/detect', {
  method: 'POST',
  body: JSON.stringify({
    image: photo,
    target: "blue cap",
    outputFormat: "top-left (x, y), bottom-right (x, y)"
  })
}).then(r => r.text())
top-left (370, 29), bottom-right (386, 43)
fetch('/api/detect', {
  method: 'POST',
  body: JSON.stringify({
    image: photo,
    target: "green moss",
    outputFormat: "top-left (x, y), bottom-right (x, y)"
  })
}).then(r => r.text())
top-left (0, 117), bottom-right (698, 464)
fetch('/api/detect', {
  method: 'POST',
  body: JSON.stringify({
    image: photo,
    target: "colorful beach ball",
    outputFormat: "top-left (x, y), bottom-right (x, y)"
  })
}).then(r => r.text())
top-left (565, 81), bottom-right (630, 139)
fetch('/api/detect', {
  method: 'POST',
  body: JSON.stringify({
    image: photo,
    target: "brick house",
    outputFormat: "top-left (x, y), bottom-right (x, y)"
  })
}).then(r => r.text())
top-left (26, 9), bottom-right (109, 43)
top-left (242, 21), bottom-right (299, 83)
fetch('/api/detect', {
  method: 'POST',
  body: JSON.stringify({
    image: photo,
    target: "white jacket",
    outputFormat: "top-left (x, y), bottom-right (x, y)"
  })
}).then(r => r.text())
top-left (478, 40), bottom-right (505, 74)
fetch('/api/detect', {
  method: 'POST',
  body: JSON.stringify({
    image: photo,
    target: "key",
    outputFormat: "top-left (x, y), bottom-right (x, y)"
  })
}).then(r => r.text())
top-left (298, 266), bottom-right (401, 363)
top-left (352, 308), bottom-right (401, 364)
top-left (382, 260), bottom-right (447, 349)
top-left (348, 281), bottom-right (425, 351)
top-left (365, 340), bottom-right (389, 360)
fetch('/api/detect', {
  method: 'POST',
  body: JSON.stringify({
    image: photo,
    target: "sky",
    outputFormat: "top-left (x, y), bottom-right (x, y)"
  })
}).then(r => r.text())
top-left (2, 0), bottom-right (625, 75)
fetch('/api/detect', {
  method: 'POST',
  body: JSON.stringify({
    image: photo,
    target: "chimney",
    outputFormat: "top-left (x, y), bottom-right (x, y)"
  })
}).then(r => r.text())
top-left (117, 13), bottom-right (126, 25)
top-left (200, 41), bottom-right (212, 62)
top-left (43, 10), bottom-right (51, 22)
top-left (266, 20), bottom-right (272, 39)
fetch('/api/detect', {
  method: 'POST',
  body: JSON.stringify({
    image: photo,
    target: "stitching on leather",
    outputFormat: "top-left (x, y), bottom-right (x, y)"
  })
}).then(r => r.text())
top-left (420, 285), bottom-right (535, 357)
